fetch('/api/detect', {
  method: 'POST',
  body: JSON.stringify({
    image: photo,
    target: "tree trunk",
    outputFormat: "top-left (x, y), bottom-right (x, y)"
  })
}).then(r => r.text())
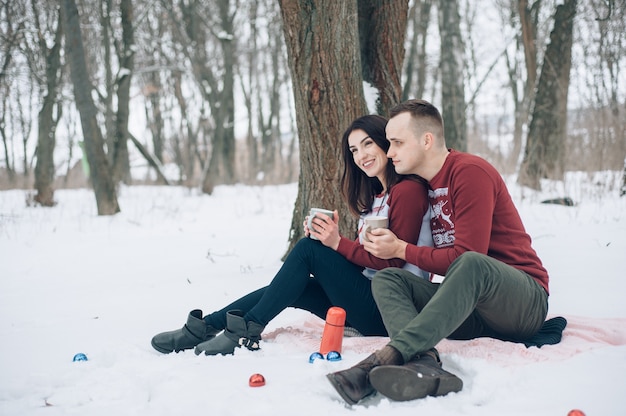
top-left (201, 0), bottom-right (236, 194)
top-left (518, 0), bottom-right (577, 190)
top-left (438, 0), bottom-right (467, 151)
top-left (33, 6), bottom-right (62, 206)
top-left (358, 0), bottom-right (408, 115)
top-left (519, 0), bottom-right (539, 99)
top-left (621, 157), bottom-right (626, 197)
top-left (403, 0), bottom-right (432, 101)
top-left (509, 0), bottom-right (541, 168)
top-left (111, 0), bottom-right (134, 185)
top-left (61, 0), bottom-right (120, 215)
top-left (279, 0), bottom-right (368, 254)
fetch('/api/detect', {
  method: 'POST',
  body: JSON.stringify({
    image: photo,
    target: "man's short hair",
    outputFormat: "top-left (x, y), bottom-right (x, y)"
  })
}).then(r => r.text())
top-left (389, 99), bottom-right (444, 140)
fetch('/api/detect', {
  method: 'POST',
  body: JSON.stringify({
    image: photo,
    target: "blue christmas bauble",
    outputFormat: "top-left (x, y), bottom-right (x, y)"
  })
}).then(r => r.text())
top-left (72, 353), bottom-right (88, 362)
top-left (308, 351), bottom-right (324, 363)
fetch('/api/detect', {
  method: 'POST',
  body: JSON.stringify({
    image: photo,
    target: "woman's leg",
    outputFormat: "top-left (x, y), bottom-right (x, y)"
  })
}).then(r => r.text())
top-left (244, 238), bottom-right (387, 336)
top-left (203, 287), bottom-right (266, 330)
top-left (203, 281), bottom-right (333, 330)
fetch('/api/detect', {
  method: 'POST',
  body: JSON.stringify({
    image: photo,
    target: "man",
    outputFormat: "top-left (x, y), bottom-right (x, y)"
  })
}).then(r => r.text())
top-left (327, 99), bottom-right (550, 404)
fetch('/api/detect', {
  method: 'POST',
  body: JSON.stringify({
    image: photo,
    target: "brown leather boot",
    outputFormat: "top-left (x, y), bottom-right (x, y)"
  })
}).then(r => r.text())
top-left (369, 348), bottom-right (463, 401)
top-left (326, 345), bottom-right (403, 405)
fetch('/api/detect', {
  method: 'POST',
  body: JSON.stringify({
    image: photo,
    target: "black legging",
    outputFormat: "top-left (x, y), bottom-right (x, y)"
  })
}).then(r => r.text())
top-left (203, 237), bottom-right (388, 336)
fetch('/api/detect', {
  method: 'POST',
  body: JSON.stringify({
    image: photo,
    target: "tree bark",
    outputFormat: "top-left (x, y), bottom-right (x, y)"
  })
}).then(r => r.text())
top-left (61, 0), bottom-right (120, 215)
top-left (621, 157), bottom-right (626, 197)
top-left (358, 0), bottom-right (408, 115)
top-left (200, 0), bottom-right (236, 194)
top-left (33, 4), bottom-right (62, 206)
top-left (111, 0), bottom-right (134, 184)
top-left (403, 0), bottom-right (432, 101)
top-left (279, 0), bottom-right (368, 253)
top-left (519, 0), bottom-right (577, 189)
top-left (438, 0), bottom-right (467, 151)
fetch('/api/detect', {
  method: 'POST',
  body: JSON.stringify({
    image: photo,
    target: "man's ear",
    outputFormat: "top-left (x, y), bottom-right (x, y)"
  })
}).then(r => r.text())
top-left (423, 132), bottom-right (434, 149)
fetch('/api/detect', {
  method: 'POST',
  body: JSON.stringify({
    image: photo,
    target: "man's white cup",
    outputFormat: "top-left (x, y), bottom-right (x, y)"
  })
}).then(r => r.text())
top-left (360, 216), bottom-right (388, 242)
top-left (307, 208), bottom-right (334, 240)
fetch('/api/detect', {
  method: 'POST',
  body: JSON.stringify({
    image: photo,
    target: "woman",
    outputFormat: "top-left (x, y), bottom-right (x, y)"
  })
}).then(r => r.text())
top-left (151, 114), bottom-right (433, 356)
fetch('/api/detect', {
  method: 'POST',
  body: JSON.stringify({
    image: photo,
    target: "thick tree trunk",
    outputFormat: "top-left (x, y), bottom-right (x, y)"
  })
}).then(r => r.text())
top-left (279, 0), bottom-right (368, 253)
top-left (358, 0), bottom-right (408, 115)
top-left (438, 0), bottom-right (467, 151)
top-left (519, 0), bottom-right (577, 190)
top-left (34, 10), bottom-right (62, 206)
top-left (61, 0), bottom-right (120, 215)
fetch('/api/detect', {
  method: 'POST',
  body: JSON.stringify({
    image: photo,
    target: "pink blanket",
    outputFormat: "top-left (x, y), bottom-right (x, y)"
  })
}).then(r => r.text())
top-left (263, 315), bottom-right (626, 365)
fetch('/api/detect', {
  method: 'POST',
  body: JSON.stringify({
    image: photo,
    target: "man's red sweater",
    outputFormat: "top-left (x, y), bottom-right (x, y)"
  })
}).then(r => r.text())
top-left (405, 150), bottom-right (550, 294)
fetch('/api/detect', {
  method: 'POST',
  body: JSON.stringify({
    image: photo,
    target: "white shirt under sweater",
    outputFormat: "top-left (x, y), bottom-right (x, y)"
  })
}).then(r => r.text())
top-left (359, 193), bottom-right (433, 280)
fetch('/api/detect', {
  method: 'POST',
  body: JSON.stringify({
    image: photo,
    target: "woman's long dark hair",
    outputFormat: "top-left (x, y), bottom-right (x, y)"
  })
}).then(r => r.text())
top-left (340, 114), bottom-right (405, 216)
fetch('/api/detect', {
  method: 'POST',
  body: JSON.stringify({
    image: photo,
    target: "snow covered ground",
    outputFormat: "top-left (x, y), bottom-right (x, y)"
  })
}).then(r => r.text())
top-left (1, 172), bottom-right (625, 415)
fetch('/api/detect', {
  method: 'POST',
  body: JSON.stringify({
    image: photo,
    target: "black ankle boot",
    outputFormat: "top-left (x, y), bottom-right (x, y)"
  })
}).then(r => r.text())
top-left (151, 309), bottom-right (220, 354)
top-left (369, 348), bottom-right (463, 401)
top-left (326, 345), bottom-right (403, 405)
top-left (194, 310), bottom-right (264, 356)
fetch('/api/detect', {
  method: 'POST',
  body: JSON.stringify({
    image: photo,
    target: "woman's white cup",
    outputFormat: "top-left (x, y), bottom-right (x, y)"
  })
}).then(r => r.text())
top-left (360, 216), bottom-right (388, 242)
top-left (307, 208), bottom-right (334, 240)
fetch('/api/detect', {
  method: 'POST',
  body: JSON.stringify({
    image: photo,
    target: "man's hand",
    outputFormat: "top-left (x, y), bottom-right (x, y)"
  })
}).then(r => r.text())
top-left (362, 228), bottom-right (407, 260)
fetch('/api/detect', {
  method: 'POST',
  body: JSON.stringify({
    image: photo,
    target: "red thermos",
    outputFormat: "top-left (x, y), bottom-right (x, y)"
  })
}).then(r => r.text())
top-left (319, 306), bottom-right (346, 354)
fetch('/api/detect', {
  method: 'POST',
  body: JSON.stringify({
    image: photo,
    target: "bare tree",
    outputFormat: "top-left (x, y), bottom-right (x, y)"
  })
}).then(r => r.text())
top-left (619, 159), bottom-right (626, 196)
top-left (572, 0), bottom-right (626, 172)
top-left (402, 0), bottom-right (432, 101)
top-left (200, 0), bottom-right (237, 194)
top-left (29, 1), bottom-right (64, 206)
top-left (0, 0), bottom-right (25, 183)
top-left (110, 0), bottom-right (134, 184)
top-left (519, 0), bottom-right (577, 189)
top-left (438, 0), bottom-right (467, 151)
top-left (61, 0), bottom-right (120, 214)
top-left (161, 0), bottom-right (237, 194)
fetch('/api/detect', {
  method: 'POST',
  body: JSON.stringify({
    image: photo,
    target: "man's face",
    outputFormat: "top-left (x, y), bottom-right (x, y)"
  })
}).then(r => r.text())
top-left (385, 112), bottom-right (424, 176)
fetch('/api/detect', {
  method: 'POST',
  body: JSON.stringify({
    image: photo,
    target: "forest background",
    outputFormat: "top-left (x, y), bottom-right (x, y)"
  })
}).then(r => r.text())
top-left (1, 0), bottom-right (625, 248)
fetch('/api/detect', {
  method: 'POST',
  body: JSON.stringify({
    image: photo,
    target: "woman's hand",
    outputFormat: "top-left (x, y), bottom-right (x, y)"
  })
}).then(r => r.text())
top-left (303, 216), bottom-right (311, 238)
top-left (309, 210), bottom-right (341, 250)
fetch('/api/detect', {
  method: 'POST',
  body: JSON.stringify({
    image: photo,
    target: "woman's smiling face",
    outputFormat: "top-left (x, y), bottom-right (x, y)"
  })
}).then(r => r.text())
top-left (348, 129), bottom-right (388, 181)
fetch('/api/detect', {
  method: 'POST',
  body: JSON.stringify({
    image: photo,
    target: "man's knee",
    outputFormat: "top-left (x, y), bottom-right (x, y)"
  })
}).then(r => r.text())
top-left (446, 252), bottom-right (494, 281)
top-left (451, 251), bottom-right (486, 268)
top-left (372, 267), bottom-right (405, 296)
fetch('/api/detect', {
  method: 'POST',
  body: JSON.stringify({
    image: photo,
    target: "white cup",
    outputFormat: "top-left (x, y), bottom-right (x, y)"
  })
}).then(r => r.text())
top-left (307, 208), bottom-right (334, 240)
top-left (360, 216), bottom-right (388, 242)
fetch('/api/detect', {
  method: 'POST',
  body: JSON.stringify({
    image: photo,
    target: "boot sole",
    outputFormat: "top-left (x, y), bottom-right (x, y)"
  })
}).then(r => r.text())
top-left (369, 365), bottom-right (462, 401)
top-left (151, 339), bottom-right (175, 354)
top-left (151, 339), bottom-right (199, 354)
top-left (325, 373), bottom-right (375, 405)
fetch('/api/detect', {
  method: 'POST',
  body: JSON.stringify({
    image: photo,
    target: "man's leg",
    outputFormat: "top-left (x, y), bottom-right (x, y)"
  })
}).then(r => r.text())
top-left (374, 251), bottom-right (548, 362)
top-left (370, 268), bottom-right (438, 339)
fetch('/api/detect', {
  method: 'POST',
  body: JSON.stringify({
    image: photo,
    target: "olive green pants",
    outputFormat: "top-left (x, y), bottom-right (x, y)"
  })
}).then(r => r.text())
top-left (372, 252), bottom-right (548, 362)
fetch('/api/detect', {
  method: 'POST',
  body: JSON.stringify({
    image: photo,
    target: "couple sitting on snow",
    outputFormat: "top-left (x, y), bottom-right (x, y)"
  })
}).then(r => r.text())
top-left (151, 100), bottom-right (565, 404)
